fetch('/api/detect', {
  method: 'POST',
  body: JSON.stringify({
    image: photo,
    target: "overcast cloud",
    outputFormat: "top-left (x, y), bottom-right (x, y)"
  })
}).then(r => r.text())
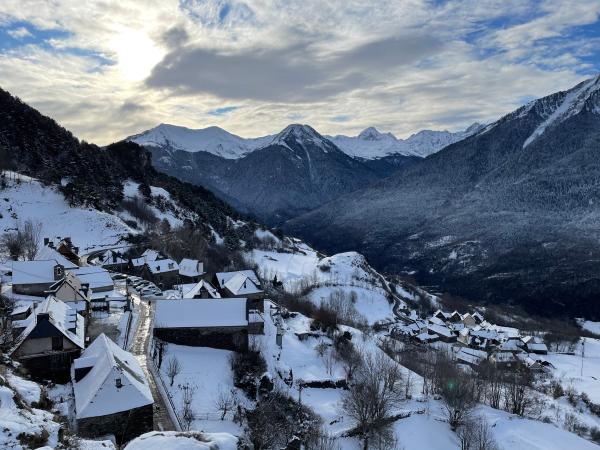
top-left (0, 0), bottom-right (598, 144)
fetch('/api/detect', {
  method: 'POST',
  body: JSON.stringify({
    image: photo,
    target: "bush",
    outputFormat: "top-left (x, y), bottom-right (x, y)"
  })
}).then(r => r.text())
top-left (17, 429), bottom-right (49, 448)
top-left (230, 350), bottom-right (267, 399)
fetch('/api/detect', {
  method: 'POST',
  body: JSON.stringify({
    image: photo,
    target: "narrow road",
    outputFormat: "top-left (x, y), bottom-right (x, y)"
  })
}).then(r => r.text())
top-left (131, 297), bottom-right (176, 431)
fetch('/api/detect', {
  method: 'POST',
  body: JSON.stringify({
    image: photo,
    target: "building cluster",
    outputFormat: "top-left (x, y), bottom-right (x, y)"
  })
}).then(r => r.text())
top-left (395, 309), bottom-right (551, 372)
top-left (2, 241), bottom-right (266, 444)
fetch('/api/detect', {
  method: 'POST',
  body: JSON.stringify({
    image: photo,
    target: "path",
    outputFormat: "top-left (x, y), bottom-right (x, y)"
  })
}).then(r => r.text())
top-left (131, 297), bottom-right (176, 431)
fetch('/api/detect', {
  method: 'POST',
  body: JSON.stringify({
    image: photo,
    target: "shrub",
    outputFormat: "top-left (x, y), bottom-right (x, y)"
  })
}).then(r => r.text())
top-left (230, 350), bottom-right (267, 399)
top-left (17, 429), bottom-right (49, 448)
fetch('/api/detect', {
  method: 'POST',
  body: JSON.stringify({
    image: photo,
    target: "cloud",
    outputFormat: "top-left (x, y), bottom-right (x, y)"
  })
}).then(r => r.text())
top-left (7, 26), bottom-right (31, 39)
top-left (0, 0), bottom-right (597, 145)
top-left (160, 25), bottom-right (189, 49)
top-left (146, 34), bottom-right (444, 102)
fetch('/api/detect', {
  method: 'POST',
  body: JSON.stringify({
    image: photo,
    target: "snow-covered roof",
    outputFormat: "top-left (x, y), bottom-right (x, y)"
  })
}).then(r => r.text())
top-left (416, 332), bottom-right (438, 341)
top-left (36, 246), bottom-right (79, 269)
top-left (179, 258), bottom-right (204, 277)
top-left (73, 334), bottom-right (153, 419)
top-left (148, 259), bottom-right (179, 274)
top-left (428, 323), bottom-right (454, 338)
top-left (222, 273), bottom-right (262, 296)
top-left (11, 260), bottom-right (61, 285)
top-left (499, 339), bottom-right (522, 352)
top-left (69, 267), bottom-right (114, 291)
top-left (11, 296), bottom-right (84, 354)
top-left (154, 298), bottom-right (248, 328)
top-left (182, 280), bottom-right (221, 299)
top-left (142, 249), bottom-right (161, 261)
top-left (456, 347), bottom-right (487, 365)
top-left (216, 270), bottom-right (260, 288)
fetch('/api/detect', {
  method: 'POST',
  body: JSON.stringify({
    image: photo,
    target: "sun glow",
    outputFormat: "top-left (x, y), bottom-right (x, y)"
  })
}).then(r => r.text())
top-left (110, 30), bottom-right (163, 81)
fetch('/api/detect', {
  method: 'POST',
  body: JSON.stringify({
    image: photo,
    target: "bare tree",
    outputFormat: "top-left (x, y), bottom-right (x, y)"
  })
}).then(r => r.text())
top-left (315, 340), bottom-right (328, 358)
top-left (459, 416), bottom-right (500, 450)
top-left (180, 383), bottom-right (196, 431)
top-left (2, 230), bottom-right (25, 260)
top-left (306, 432), bottom-right (341, 450)
top-left (342, 352), bottom-right (403, 450)
top-left (214, 388), bottom-right (235, 420)
top-left (22, 220), bottom-right (42, 260)
top-left (0, 293), bottom-right (15, 352)
top-left (166, 356), bottom-right (182, 386)
top-left (439, 368), bottom-right (476, 431)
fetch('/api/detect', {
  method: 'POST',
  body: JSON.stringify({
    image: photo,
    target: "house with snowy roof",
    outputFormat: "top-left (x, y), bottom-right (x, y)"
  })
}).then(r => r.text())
top-left (180, 280), bottom-right (221, 299)
top-left (520, 336), bottom-right (548, 355)
top-left (69, 267), bottom-right (114, 293)
top-left (214, 270), bottom-right (264, 312)
top-left (139, 258), bottom-right (179, 288)
top-left (11, 259), bottom-right (67, 296)
top-left (99, 249), bottom-right (128, 272)
top-left (427, 323), bottom-right (456, 343)
top-left (456, 347), bottom-right (488, 369)
top-left (72, 334), bottom-right (153, 444)
top-left (43, 237), bottom-right (81, 266)
top-left (10, 296), bottom-right (85, 382)
top-left (178, 258), bottom-right (204, 283)
top-left (37, 244), bottom-right (79, 270)
top-left (153, 298), bottom-right (250, 351)
top-left (46, 271), bottom-right (91, 315)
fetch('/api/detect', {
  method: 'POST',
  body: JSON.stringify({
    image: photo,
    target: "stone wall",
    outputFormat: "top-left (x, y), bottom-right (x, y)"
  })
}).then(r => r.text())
top-left (77, 403), bottom-right (153, 445)
top-left (154, 326), bottom-right (248, 351)
top-left (19, 350), bottom-right (80, 383)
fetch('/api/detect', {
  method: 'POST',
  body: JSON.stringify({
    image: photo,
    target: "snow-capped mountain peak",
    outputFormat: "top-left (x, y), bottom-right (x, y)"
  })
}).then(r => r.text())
top-left (269, 123), bottom-right (334, 152)
top-left (128, 123), bottom-right (272, 159)
top-left (523, 74), bottom-right (600, 148)
top-left (329, 122), bottom-right (483, 159)
top-left (357, 127), bottom-right (394, 141)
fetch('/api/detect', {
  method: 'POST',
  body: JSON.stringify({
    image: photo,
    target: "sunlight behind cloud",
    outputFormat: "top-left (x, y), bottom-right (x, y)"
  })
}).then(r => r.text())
top-left (110, 30), bottom-right (163, 81)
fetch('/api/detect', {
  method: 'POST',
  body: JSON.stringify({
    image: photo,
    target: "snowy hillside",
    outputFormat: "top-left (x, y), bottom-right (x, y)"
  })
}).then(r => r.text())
top-left (0, 172), bottom-right (134, 254)
top-left (329, 123), bottom-right (484, 159)
top-left (128, 123), bottom-right (273, 159)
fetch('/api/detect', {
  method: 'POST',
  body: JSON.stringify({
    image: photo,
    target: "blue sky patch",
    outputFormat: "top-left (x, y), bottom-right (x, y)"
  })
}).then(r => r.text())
top-left (208, 105), bottom-right (239, 116)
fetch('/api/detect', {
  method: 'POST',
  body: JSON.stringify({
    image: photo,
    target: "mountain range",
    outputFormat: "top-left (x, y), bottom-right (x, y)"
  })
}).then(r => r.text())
top-left (128, 122), bottom-right (482, 224)
top-left (286, 74), bottom-right (600, 319)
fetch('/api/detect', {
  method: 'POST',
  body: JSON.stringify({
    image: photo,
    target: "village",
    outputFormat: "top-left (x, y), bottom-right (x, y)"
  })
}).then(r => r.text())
top-left (1, 232), bottom-right (600, 450)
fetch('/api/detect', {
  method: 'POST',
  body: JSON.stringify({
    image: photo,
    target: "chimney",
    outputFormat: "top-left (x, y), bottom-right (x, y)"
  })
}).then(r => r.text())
top-left (43, 237), bottom-right (49, 246)
top-left (53, 264), bottom-right (65, 280)
top-left (81, 283), bottom-right (90, 297)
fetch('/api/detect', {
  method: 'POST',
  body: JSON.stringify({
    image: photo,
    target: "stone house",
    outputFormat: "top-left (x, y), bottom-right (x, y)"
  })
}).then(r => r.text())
top-left (11, 260), bottom-right (67, 296)
top-left (139, 259), bottom-right (179, 289)
top-left (214, 270), bottom-right (264, 312)
top-left (153, 298), bottom-right (250, 351)
top-left (10, 296), bottom-right (85, 382)
top-left (178, 258), bottom-right (204, 283)
top-left (72, 334), bottom-right (153, 444)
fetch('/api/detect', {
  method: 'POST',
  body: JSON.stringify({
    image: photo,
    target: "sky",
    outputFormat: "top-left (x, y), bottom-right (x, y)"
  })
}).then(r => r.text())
top-left (0, 0), bottom-right (599, 145)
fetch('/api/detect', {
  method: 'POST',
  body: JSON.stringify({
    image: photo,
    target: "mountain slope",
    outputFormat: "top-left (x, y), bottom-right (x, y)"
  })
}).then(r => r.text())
top-left (145, 124), bottom-right (388, 225)
top-left (286, 74), bottom-right (600, 319)
top-left (329, 122), bottom-right (484, 159)
top-left (0, 87), bottom-right (240, 238)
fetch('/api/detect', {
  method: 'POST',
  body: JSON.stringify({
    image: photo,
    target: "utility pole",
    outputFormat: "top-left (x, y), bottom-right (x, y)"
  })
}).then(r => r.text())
top-left (581, 337), bottom-right (585, 377)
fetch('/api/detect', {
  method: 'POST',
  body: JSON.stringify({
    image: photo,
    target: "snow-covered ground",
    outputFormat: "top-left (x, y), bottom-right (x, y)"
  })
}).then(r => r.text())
top-left (124, 430), bottom-right (238, 450)
top-left (157, 344), bottom-right (246, 435)
top-left (541, 337), bottom-right (600, 403)
top-left (0, 173), bottom-right (133, 253)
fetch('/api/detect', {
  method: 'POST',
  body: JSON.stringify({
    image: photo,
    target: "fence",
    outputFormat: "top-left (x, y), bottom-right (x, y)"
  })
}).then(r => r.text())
top-left (148, 341), bottom-right (184, 431)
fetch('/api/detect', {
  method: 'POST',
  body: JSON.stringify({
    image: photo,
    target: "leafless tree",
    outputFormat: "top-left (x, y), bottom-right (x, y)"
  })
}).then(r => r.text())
top-left (459, 416), bottom-right (500, 450)
top-left (214, 388), bottom-right (236, 420)
top-left (439, 368), bottom-right (477, 431)
top-left (315, 340), bottom-right (328, 358)
top-left (342, 352), bottom-right (403, 450)
top-left (306, 432), bottom-right (341, 450)
top-left (2, 230), bottom-right (25, 260)
top-left (180, 383), bottom-right (196, 431)
top-left (0, 292), bottom-right (15, 352)
top-left (167, 356), bottom-right (182, 386)
top-left (22, 220), bottom-right (42, 260)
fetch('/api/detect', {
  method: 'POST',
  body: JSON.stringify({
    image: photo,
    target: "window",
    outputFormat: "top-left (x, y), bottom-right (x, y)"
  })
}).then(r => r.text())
top-left (52, 336), bottom-right (63, 351)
